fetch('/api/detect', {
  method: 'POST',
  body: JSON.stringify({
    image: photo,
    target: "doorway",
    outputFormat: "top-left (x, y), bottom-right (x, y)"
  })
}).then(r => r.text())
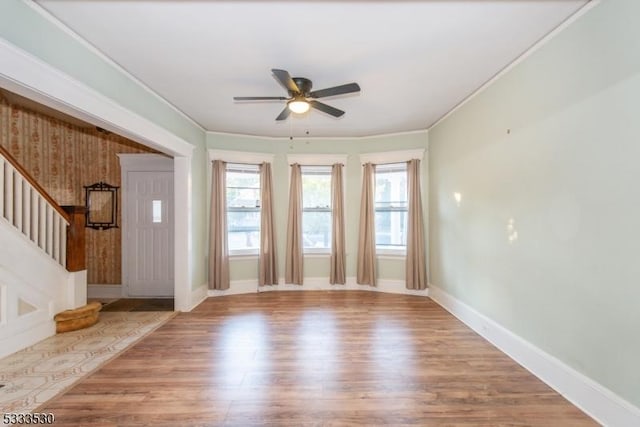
top-left (119, 155), bottom-right (174, 298)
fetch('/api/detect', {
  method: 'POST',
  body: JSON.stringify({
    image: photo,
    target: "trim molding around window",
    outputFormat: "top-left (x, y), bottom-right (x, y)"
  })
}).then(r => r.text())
top-left (287, 153), bottom-right (348, 166)
top-left (209, 149), bottom-right (275, 164)
top-left (208, 150), bottom-right (274, 257)
top-left (301, 165), bottom-right (332, 254)
top-left (287, 154), bottom-right (348, 256)
top-left (377, 252), bottom-right (407, 259)
top-left (359, 148), bottom-right (424, 165)
top-left (375, 162), bottom-right (408, 256)
top-left (360, 148), bottom-right (425, 257)
top-left (226, 163), bottom-right (261, 256)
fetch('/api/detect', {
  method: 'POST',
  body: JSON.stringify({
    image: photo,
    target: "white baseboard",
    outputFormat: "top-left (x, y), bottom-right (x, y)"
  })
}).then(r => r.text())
top-left (208, 279), bottom-right (259, 297)
top-left (373, 279), bottom-right (430, 296)
top-left (87, 284), bottom-right (122, 299)
top-left (189, 284), bottom-right (208, 311)
top-left (207, 277), bottom-right (429, 298)
top-left (428, 284), bottom-right (640, 427)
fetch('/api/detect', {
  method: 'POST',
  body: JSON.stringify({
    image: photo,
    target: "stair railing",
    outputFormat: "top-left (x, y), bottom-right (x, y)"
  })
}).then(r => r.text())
top-left (0, 145), bottom-right (79, 269)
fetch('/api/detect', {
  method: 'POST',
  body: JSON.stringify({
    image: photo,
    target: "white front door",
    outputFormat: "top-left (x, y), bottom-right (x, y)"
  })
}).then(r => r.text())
top-left (125, 170), bottom-right (174, 297)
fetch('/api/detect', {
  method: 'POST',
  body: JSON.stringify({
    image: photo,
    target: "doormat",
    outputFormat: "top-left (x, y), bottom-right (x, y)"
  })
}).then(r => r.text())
top-left (101, 298), bottom-right (174, 312)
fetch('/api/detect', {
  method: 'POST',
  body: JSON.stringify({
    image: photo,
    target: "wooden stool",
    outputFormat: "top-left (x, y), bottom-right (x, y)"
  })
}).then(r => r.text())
top-left (54, 301), bottom-right (102, 333)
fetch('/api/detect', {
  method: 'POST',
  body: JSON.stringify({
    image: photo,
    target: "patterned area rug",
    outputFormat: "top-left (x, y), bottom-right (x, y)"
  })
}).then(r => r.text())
top-left (0, 311), bottom-right (174, 413)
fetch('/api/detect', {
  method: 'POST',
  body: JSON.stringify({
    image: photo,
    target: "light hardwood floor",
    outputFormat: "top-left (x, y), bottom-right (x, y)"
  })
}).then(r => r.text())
top-left (40, 291), bottom-right (596, 426)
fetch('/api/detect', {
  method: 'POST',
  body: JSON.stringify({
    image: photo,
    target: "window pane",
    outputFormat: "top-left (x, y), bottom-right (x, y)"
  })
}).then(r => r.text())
top-left (375, 164), bottom-right (407, 249)
top-left (301, 166), bottom-right (332, 251)
top-left (227, 210), bottom-right (260, 251)
top-left (301, 171), bottom-right (331, 208)
top-left (303, 211), bottom-right (331, 249)
top-left (375, 167), bottom-right (407, 206)
top-left (152, 200), bottom-right (162, 223)
top-left (375, 210), bottom-right (407, 247)
top-left (226, 165), bottom-right (260, 252)
top-left (227, 170), bottom-right (260, 209)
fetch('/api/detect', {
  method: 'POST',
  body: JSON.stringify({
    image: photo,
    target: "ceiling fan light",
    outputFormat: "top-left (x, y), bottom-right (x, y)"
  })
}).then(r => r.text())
top-left (288, 99), bottom-right (310, 114)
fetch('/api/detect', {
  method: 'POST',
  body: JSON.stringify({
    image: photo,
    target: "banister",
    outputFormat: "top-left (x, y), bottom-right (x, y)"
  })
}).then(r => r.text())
top-left (0, 144), bottom-right (70, 223)
top-left (62, 206), bottom-right (86, 272)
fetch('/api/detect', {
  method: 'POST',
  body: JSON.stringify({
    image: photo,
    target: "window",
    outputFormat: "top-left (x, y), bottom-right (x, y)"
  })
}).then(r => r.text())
top-left (226, 163), bottom-right (260, 254)
top-left (301, 165), bottom-right (332, 252)
top-left (375, 163), bottom-right (407, 252)
top-left (152, 200), bottom-right (162, 223)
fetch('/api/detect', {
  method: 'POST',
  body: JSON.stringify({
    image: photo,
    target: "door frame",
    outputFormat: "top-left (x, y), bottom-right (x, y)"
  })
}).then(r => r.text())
top-left (118, 154), bottom-right (175, 298)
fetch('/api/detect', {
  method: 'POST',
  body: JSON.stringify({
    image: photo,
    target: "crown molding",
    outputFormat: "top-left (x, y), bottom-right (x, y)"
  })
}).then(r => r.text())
top-left (429, 0), bottom-right (601, 130)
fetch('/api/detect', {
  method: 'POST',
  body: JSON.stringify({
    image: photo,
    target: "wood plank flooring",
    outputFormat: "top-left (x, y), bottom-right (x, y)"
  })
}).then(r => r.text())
top-left (40, 291), bottom-right (596, 426)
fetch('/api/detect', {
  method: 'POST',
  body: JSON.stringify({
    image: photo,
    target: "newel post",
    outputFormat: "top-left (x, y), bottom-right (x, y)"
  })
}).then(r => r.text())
top-left (62, 206), bottom-right (86, 272)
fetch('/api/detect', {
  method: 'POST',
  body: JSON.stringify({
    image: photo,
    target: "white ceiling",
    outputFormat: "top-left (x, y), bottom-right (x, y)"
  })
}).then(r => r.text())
top-left (35, 1), bottom-right (588, 138)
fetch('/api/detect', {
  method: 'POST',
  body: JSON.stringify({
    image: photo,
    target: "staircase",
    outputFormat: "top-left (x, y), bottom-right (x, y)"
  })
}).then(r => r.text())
top-left (0, 146), bottom-right (87, 358)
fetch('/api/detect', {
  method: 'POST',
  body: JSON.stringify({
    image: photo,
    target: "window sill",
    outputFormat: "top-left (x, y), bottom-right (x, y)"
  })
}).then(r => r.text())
top-left (229, 253), bottom-right (259, 260)
top-left (378, 255), bottom-right (406, 261)
top-left (304, 251), bottom-right (330, 258)
top-left (376, 248), bottom-right (406, 259)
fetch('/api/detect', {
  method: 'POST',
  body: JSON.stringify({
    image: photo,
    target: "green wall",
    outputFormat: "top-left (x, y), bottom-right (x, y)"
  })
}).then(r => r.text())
top-left (206, 132), bottom-right (428, 283)
top-left (190, 145), bottom-right (208, 290)
top-left (429, 0), bottom-right (640, 408)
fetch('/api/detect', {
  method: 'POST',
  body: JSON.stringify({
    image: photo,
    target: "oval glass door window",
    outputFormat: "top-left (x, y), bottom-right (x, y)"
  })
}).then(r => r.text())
top-left (152, 200), bottom-right (162, 223)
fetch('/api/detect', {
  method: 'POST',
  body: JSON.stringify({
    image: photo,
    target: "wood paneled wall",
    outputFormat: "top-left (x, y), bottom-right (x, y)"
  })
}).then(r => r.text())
top-left (0, 94), bottom-right (156, 284)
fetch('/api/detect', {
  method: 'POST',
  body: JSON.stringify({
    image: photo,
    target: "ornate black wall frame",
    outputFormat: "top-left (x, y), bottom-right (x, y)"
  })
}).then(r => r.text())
top-left (84, 182), bottom-right (119, 230)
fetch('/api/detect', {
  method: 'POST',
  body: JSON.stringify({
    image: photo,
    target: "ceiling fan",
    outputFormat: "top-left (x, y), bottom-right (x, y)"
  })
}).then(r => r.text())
top-left (234, 69), bottom-right (361, 121)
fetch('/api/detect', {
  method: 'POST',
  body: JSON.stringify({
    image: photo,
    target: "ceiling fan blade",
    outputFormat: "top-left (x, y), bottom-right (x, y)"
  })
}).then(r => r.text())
top-left (309, 83), bottom-right (360, 98)
top-left (234, 96), bottom-right (288, 101)
top-left (309, 100), bottom-right (345, 118)
top-left (272, 69), bottom-right (300, 94)
top-left (275, 106), bottom-right (291, 121)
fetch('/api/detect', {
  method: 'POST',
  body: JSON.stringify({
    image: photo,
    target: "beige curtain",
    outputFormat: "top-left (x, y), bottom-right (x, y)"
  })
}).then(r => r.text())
top-left (330, 163), bottom-right (346, 284)
top-left (357, 162), bottom-right (377, 286)
top-left (259, 162), bottom-right (278, 285)
top-left (406, 159), bottom-right (427, 290)
top-left (285, 163), bottom-right (303, 284)
top-left (209, 160), bottom-right (230, 290)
